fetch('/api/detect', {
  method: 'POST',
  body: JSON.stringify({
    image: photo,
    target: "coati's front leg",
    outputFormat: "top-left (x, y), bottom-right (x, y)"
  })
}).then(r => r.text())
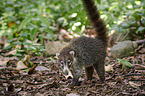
top-left (93, 61), bottom-right (105, 83)
top-left (71, 75), bottom-right (79, 86)
top-left (85, 66), bottom-right (94, 80)
top-left (70, 65), bottom-right (82, 86)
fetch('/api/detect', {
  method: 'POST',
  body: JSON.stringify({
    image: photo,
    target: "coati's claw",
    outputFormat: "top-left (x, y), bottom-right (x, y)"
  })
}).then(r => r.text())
top-left (98, 80), bottom-right (105, 84)
top-left (68, 83), bottom-right (77, 88)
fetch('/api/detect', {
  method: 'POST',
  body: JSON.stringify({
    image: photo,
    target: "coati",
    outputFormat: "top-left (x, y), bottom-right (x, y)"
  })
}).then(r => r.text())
top-left (56, 0), bottom-right (108, 86)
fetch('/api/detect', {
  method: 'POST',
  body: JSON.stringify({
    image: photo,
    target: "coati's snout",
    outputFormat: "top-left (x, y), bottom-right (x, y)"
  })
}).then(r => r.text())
top-left (59, 59), bottom-right (74, 79)
top-left (63, 63), bottom-right (73, 78)
top-left (64, 70), bottom-right (68, 75)
top-left (63, 63), bottom-right (70, 75)
top-left (56, 50), bottom-right (75, 79)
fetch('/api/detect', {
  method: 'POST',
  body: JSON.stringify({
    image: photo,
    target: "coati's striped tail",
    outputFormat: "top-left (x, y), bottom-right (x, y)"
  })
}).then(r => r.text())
top-left (82, 0), bottom-right (108, 45)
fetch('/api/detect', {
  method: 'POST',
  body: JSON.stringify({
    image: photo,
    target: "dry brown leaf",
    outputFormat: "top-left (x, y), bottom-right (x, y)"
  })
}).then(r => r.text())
top-left (5, 49), bottom-right (17, 56)
top-left (16, 61), bottom-right (28, 70)
top-left (35, 66), bottom-right (50, 71)
top-left (129, 81), bottom-right (141, 88)
top-left (105, 64), bottom-right (114, 72)
top-left (0, 59), bottom-right (9, 66)
top-left (3, 42), bottom-right (10, 48)
top-left (66, 93), bottom-right (80, 96)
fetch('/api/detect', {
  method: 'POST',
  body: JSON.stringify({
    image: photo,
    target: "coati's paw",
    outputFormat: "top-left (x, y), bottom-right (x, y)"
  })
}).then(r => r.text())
top-left (98, 80), bottom-right (105, 84)
top-left (68, 83), bottom-right (77, 88)
top-left (87, 77), bottom-right (92, 81)
top-left (68, 84), bottom-right (75, 88)
top-left (68, 81), bottom-right (78, 88)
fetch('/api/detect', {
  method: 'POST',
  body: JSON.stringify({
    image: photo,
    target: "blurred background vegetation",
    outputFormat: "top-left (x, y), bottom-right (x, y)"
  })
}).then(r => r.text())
top-left (0, 0), bottom-right (144, 57)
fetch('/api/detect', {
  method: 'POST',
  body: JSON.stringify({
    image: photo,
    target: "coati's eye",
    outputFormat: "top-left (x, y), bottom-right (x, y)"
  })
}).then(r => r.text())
top-left (68, 60), bottom-right (70, 62)
top-left (59, 61), bottom-right (64, 66)
top-left (67, 60), bottom-right (72, 65)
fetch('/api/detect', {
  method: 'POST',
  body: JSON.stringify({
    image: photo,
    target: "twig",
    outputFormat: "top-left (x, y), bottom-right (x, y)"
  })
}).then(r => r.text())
top-left (124, 73), bottom-right (143, 76)
top-left (132, 64), bottom-right (145, 69)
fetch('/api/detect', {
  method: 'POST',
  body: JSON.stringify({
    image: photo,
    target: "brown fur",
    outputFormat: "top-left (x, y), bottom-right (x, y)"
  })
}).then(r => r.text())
top-left (82, 0), bottom-right (108, 44)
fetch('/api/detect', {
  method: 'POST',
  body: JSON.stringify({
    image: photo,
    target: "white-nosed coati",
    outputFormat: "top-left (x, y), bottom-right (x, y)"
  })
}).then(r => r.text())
top-left (56, 0), bottom-right (108, 87)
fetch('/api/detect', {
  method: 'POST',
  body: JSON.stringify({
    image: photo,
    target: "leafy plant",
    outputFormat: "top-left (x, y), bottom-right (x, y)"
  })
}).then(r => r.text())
top-left (117, 58), bottom-right (131, 69)
top-left (0, 0), bottom-right (144, 59)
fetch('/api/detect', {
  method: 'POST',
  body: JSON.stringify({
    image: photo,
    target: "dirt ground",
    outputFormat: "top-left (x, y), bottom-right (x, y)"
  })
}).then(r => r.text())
top-left (0, 50), bottom-right (145, 96)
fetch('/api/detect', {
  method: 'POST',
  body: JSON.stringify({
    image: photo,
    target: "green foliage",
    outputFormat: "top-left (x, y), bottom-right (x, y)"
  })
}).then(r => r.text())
top-left (18, 16), bottom-right (33, 31)
top-left (38, 15), bottom-right (50, 27)
top-left (0, 0), bottom-right (144, 57)
top-left (3, 45), bottom-right (13, 50)
top-left (117, 59), bottom-right (131, 69)
top-left (1, 0), bottom-right (144, 38)
top-left (105, 0), bottom-right (145, 39)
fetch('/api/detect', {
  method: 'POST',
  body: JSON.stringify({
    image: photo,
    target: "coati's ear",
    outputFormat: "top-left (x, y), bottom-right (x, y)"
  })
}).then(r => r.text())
top-left (56, 53), bottom-right (60, 59)
top-left (69, 51), bottom-right (75, 56)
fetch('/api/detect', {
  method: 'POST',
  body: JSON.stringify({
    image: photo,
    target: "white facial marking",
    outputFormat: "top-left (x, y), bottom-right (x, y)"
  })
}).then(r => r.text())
top-left (68, 60), bottom-right (70, 62)
top-left (63, 62), bottom-right (73, 79)
top-left (73, 57), bottom-right (77, 64)
top-left (69, 51), bottom-right (75, 56)
top-left (56, 53), bottom-right (60, 59)
top-left (60, 61), bottom-right (64, 65)
top-left (67, 60), bottom-right (72, 65)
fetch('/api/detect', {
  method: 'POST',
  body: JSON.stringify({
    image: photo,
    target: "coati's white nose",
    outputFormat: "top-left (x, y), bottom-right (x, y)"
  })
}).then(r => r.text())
top-left (63, 65), bottom-right (70, 75)
top-left (64, 70), bottom-right (68, 75)
top-left (63, 64), bottom-right (73, 79)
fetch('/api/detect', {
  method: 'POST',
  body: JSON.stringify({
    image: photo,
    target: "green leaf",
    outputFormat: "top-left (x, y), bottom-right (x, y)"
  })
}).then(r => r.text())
top-left (46, 33), bottom-right (55, 40)
top-left (49, 26), bottom-right (57, 31)
top-left (3, 45), bottom-right (13, 50)
top-left (18, 16), bottom-right (33, 31)
top-left (117, 59), bottom-right (131, 68)
top-left (38, 15), bottom-right (50, 27)
top-left (121, 22), bottom-right (129, 28)
top-left (39, 34), bottom-right (44, 43)
top-left (97, 0), bottom-right (101, 4)
top-left (137, 27), bottom-right (145, 32)
top-left (7, 39), bottom-right (16, 43)
top-left (13, 41), bottom-right (22, 45)
top-left (30, 28), bottom-right (38, 40)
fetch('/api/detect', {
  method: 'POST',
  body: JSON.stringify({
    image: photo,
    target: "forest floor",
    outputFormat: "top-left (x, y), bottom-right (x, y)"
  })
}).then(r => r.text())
top-left (0, 46), bottom-right (145, 96)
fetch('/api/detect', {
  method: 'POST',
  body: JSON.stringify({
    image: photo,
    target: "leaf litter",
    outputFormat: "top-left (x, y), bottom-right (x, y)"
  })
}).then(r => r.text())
top-left (0, 46), bottom-right (145, 96)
